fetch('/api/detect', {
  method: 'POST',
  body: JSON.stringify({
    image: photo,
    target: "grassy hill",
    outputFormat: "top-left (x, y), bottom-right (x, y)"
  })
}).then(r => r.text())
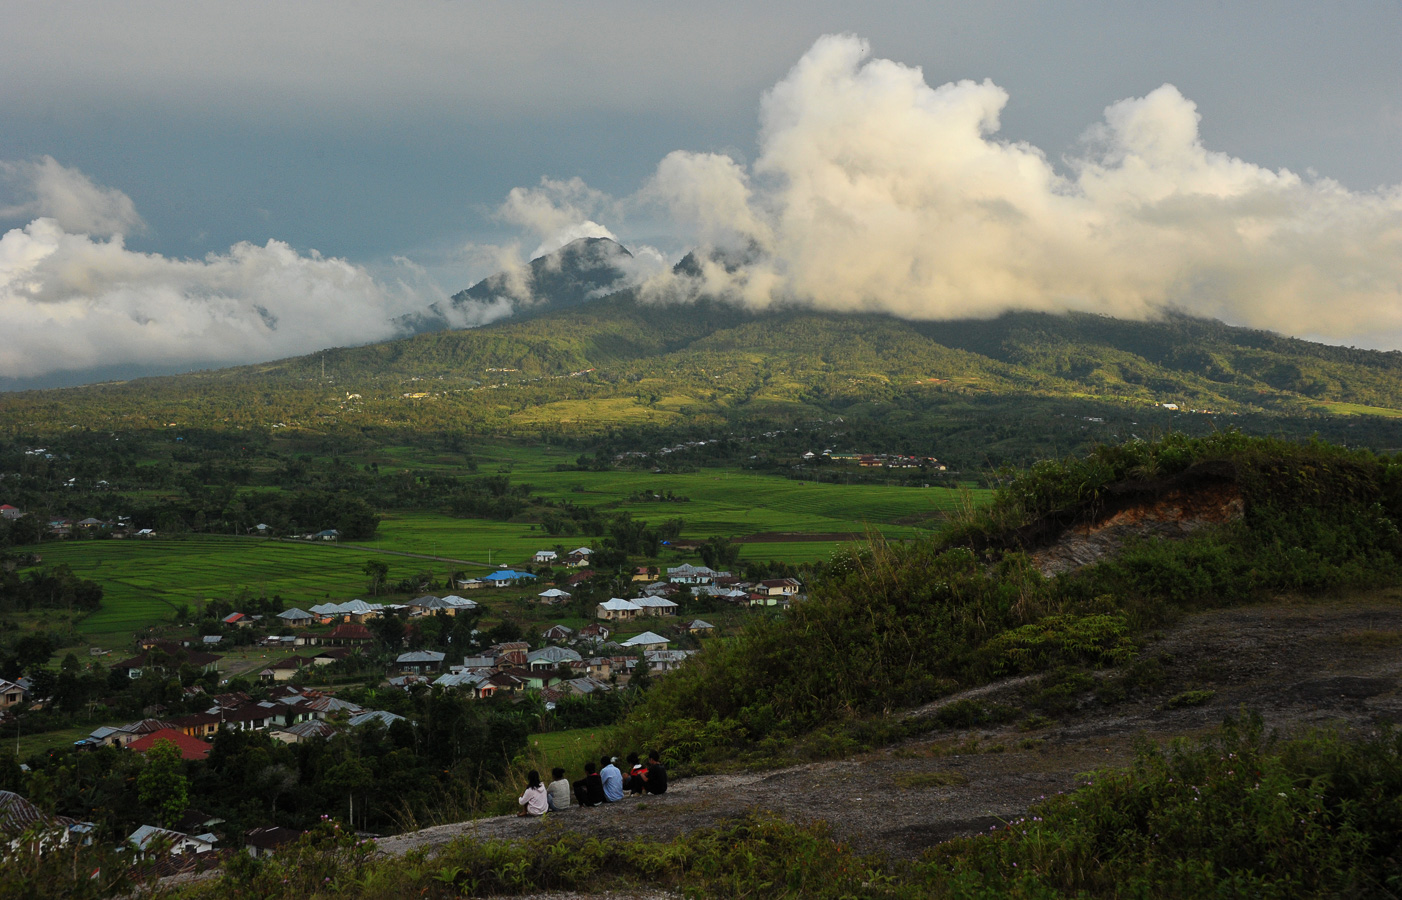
top-left (6, 284), bottom-right (1402, 470)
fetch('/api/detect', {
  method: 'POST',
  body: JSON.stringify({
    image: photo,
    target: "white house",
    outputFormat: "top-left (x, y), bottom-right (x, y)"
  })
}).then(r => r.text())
top-left (596, 598), bottom-right (642, 621)
top-left (538, 588), bottom-right (571, 604)
top-left (666, 564), bottom-right (718, 585)
top-left (633, 595), bottom-right (679, 617)
top-left (127, 825), bottom-right (215, 857)
top-left (620, 631), bottom-right (670, 652)
top-left (533, 550), bottom-right (559, 564)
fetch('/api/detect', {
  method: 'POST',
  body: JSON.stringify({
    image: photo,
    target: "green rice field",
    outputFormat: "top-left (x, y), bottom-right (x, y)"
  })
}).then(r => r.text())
top-left (26, 538), bottom-right (415, 647)
top-left (22, 459), bottom-right (988, 648)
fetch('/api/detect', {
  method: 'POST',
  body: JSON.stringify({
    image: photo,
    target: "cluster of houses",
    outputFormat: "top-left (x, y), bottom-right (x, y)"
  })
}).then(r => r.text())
top-left (530, 547), bottom-right (594, 567)
top-left (0, 503), bottom-right (161, 539)
top-left (0, 787), bottom-right (305, 871)
top-left (524, 561), bottom-right (804, 619)
top-left (75, 684), bottom-right (404, 756)
top-left (388, 624), bottom-right (699, 706)
top-left (809, 451), bottom-right (946, 470)
top-left (614, 565), bottom-right (803, 611)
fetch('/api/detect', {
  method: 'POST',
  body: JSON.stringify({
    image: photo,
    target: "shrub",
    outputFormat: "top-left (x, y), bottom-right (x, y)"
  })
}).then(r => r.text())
top-left (922, 714), bottom-right (1402, 898)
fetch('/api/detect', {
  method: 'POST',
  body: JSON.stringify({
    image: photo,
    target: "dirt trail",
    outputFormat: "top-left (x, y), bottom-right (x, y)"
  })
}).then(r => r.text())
top-left (378, 591), bottom-right (1402, 862)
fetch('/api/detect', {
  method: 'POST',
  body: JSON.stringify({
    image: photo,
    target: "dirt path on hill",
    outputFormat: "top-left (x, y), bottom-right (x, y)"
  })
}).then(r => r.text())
top-left (377, 591), bottom-right (1402, 865)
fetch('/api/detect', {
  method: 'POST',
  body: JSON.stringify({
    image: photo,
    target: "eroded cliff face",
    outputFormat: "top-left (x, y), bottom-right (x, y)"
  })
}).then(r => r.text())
top-left (1033, 482), bottom-right (1245, 576)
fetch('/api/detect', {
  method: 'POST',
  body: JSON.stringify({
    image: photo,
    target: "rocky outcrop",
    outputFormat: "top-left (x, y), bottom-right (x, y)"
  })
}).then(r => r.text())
top-left (1032, 481), bottom-right (1245, 576)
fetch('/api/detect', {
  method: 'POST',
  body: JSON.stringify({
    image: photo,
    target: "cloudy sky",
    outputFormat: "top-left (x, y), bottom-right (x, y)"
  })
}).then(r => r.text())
top-left (3, 2), bottom-right (1402, 387)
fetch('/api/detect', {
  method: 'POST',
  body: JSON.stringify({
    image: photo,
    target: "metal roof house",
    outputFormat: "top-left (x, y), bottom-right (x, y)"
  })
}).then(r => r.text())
top-left (596, 597), bottom-right (642, 621)
top-left (483, 570), bottom-right (536, 586)
top-left (620, 631), bottom-right (671, 651)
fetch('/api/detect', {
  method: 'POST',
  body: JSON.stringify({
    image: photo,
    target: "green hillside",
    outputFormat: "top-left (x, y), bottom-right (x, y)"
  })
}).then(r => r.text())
top-left (6, 285), bottom-right (1402, 468)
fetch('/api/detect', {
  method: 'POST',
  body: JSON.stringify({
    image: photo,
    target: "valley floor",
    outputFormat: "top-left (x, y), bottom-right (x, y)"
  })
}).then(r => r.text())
top-left (375, 591), bottom-right (1402, 865)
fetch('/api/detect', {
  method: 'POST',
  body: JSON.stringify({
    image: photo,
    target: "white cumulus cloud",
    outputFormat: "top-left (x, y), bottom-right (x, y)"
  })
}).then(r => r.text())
top-left (0, 155), bottom-right (145, 237)
top-left (0, 214), bottom-right (457, 380)
top-left (520, 34), bottom-right (1402, 348)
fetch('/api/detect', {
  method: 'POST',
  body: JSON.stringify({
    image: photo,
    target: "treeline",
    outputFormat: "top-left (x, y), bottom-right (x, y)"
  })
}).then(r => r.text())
top-left (0, 562), bottom-right (102, 614)
top-left (15, 688), bottom-right (533, 842)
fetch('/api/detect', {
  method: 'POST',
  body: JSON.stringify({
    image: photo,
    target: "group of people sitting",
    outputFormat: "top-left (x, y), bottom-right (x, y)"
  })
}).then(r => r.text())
top-left (517, 751), bottom-right (668, 816)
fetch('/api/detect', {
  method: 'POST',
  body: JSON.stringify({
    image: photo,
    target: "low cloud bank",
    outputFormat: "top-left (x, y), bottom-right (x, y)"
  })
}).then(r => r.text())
top-left (0, 159), bottom-right (507, 382)
top-left (514, 35), bottom-right (1402, 348)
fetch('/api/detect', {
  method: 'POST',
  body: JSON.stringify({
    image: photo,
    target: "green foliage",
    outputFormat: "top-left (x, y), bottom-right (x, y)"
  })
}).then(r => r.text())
top-left (924, 714), bottom-right (1402, 898)
top-left (624, 433), bottom-right (1402, 756)
top-left (218, 817), bottom-right (378, 898)
top-left (0, 824), bottom-right (154, 900)
top-left (979, 612), bottom-right (1136, 675)
top-left (1164, 689), bottom-right (1217, 709)
top-left (135, 739), bottom-right (188, 826)
top-left (0, 564), bottom-right (103, 615)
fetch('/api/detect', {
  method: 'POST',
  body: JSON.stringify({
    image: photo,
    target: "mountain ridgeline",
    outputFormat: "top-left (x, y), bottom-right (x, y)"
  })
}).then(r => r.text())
top-left (5, 237), bottom-right (1402, 467)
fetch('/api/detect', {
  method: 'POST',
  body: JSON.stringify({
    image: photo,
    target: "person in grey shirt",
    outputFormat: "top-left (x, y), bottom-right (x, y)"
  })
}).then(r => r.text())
top-left (599, 755), bottom-right (624, 802)
top-left (546, 766), bottom-right (571, 811)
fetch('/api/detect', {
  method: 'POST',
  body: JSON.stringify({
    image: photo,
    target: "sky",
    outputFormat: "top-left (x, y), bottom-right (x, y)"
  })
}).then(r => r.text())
top-left (2, 2), bottom-right (1402, 387)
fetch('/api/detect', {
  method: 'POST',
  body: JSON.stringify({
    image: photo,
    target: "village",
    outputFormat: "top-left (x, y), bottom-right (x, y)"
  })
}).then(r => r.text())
top-left (0, 546), bottom-right (803, 864)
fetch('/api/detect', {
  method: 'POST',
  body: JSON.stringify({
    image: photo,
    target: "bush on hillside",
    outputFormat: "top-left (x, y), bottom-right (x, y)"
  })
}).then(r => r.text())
top-left (622, 433), bottom-right (1402, 760)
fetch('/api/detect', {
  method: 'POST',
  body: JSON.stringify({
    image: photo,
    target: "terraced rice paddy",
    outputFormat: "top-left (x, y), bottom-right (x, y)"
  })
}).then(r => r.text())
top-left (29, 538), bottom-right (404, 646)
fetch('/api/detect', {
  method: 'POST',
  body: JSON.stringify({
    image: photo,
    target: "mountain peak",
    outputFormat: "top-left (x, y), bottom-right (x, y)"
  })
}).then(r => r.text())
top-left (397, 237), bottom-right (635, 336)
top-left (459, 236), bottom-right (631, 311)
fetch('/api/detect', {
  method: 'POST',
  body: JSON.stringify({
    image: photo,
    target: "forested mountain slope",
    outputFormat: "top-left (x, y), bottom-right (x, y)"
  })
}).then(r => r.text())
top-left (6, 247), bottom-right (1402, 464)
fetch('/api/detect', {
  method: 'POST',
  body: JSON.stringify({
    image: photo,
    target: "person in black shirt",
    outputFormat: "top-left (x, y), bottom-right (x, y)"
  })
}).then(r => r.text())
top-left (645, 749), bottom-right (667, 795)
top-left (573, 761), bottom-right (606, 807)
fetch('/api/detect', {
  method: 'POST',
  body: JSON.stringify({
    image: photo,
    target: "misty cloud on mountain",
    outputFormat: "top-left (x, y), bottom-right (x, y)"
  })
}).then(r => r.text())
top-left (522, 34), bottom-right (1402, 349)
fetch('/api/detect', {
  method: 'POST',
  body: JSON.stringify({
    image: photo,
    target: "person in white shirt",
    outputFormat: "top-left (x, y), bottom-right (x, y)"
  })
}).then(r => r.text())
top-left (518, 770), bottom-right (548, 816)
top-left (546, 766), bottom-right (571, 811)
top-left (599, 756), bottom-right (624, 802)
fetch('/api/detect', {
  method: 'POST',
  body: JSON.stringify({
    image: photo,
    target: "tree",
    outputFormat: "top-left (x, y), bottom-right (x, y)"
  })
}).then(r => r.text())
top-left (362, 559), bottom-right (389, 597)
top-left (136, 740), bottom-right (189, 827)
top-left (698, 535), bottom-right (741, 570)
top-left (629, 653), bottom-right (653, 693)
top-left (371, 609), bottom-right (406, 649)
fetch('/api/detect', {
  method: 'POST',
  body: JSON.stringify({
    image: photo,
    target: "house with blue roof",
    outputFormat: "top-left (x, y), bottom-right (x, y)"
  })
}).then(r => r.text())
top-left (483, 569), bottom-right (536, 586)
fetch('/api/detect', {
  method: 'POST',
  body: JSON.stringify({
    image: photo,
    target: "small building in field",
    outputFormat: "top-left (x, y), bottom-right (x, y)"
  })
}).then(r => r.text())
top-left (537, 588), bottom-right (571, 604)
top-left (681, 619), bottom-right (716, 635)
top-left (541, 624), bottom-right (574, 643)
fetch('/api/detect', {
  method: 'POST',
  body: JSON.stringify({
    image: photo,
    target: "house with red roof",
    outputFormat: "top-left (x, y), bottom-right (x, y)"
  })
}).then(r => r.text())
top-left (128, 729), bottom-right (211, 761)
top-left (325, 623), bottom-right (374, 646)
